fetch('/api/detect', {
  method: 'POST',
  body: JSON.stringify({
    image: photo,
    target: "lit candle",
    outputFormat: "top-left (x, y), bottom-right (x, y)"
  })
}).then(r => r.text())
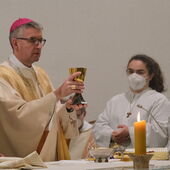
top-left (134, 112), bottom-right (146, 155)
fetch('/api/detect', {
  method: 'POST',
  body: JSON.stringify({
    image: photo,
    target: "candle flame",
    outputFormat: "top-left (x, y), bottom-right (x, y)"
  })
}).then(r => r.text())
top-left (137, 112), bottom-right (140, 122)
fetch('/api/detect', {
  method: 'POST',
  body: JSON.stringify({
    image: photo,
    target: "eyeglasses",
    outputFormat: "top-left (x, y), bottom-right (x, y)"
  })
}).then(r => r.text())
top-left (126, 68), bottom-right (146, 75)
top-left (16, 37), bottom-right (46, 46)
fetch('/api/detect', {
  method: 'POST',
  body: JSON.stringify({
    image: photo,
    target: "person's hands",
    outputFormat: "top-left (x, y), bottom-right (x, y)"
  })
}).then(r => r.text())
top-left (66, 99), bottom-right (87, 129)
top-left (54, 72), bottom-right (85, 100)
top-left (111, 124), bottom-right (130, 145)
top-left (66, 98), bottom-right (87, 111)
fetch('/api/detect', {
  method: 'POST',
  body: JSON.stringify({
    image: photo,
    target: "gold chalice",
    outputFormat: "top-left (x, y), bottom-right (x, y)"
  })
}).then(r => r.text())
top-left (69, 67), bottom-right (87, 105)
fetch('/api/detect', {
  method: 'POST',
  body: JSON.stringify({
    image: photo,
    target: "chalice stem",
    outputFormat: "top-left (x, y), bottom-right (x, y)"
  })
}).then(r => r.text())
top-left (69, 67), bottom-right (87, 105)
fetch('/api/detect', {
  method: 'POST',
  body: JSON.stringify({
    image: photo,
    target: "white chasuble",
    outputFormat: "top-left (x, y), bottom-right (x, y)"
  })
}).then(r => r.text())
top-left (0, 56), bottom-right (79, 161)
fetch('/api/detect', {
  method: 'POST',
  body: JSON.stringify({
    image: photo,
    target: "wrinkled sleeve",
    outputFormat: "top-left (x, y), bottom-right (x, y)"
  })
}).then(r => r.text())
top-left (129, 96), bottom-right (170, 147)
top-left (36, 67), bottom-right (80, 140)
top-left (56, 102), bottom-right (79, 139)
top-left (146, 98), bottom-right (169, 147)
top-left (0, 78), bottom-right (57, 156)
top-left (93, 101), bottom-right (113, 147)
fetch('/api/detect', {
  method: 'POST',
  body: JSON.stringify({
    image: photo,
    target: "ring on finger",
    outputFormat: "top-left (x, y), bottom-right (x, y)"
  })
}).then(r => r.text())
top-left (71, 85), bottom-right (76, 90)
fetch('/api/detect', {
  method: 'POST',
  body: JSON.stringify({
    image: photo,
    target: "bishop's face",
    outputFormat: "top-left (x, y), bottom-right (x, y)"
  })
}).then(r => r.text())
top-left (13, 27), bottom-right (44, 67)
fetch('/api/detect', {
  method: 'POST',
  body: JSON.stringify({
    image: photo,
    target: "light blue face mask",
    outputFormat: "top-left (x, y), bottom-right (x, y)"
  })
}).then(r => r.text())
top-left (128, 73), bottom-right (146, 91)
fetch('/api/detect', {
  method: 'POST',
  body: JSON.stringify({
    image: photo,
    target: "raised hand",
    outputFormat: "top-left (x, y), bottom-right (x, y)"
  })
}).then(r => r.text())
top-left (54, 72), bottom-right (85, 100)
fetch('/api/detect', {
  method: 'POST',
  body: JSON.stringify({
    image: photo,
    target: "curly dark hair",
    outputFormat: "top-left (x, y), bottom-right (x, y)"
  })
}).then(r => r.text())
top-left (127, 54), bottom-right (165, 93)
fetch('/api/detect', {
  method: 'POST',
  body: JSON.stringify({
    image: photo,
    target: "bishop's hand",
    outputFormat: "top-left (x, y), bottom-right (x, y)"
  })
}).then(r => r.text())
top-left (66, 98), bottom-right (87, 112)
top-left (54, 72), bottom-right (85, 100)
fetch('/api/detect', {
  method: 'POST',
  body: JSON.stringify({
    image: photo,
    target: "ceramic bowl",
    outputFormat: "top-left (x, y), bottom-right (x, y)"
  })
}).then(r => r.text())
top-left (89, 147), bottom-right (114, 159)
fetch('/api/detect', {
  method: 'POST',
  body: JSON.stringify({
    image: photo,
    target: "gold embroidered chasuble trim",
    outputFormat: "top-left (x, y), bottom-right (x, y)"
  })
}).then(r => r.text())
top-left (0, 65), bottom-right (52, 101)
top-left (0, 65), bottom-right (70, 160)
top-left (57, 122), bottom-right (71, 160)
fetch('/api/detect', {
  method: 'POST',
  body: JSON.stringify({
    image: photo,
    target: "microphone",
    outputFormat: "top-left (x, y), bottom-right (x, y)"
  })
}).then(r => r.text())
top-left (137, 104), bottom-right (167, 137)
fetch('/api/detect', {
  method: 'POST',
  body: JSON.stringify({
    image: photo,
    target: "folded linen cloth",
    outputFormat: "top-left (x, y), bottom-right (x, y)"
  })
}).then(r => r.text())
top-left (0, 151), bottom-right (47, 169)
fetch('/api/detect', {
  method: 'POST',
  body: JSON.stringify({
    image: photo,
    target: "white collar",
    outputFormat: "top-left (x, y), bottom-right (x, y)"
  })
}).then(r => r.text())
top-left (9, 54), bottom-right (34, 72)
top-left (9, 54), bottom-right (37, 80)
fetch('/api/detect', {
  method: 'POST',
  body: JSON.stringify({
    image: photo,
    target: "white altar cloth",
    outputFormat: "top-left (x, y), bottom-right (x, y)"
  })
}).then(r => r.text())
top-left (40, 159), bottom-right (170, 170)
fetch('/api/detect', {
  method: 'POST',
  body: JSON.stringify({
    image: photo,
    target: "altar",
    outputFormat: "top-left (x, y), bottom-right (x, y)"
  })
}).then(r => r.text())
top-left (41, 159), bottom-right (170, 170)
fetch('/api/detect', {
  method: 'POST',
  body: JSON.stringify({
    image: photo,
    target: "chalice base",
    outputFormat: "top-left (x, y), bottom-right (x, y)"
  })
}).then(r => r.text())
top-left (72, 93), bottom-right (87, 105)
top-left (127, 153), bottom-right (153, 169)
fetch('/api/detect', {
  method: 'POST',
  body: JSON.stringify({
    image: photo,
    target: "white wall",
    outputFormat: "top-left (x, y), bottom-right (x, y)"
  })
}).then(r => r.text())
top-left (0, 0), bottom-right (170, 121)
